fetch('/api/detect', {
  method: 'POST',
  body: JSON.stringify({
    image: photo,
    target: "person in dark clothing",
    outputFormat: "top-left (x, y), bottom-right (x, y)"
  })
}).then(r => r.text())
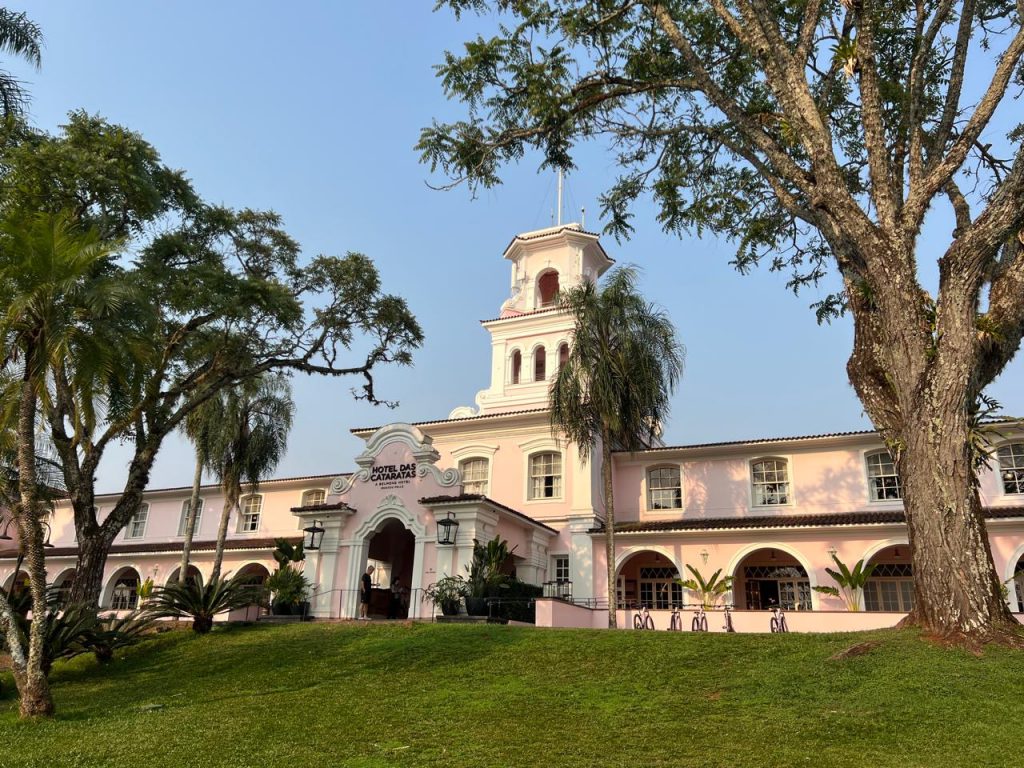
top-left (359, 565), bottom-right (374, 620)
top-left (388, 577), bottom-right (403, 619)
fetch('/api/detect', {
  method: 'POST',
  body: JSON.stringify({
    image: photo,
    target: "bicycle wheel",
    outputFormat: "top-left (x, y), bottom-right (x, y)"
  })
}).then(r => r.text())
top-left (670, 614), bottom-right (681, 631)
top-left (770, 616), bottom-right (780, 633)
top-left (634, 614), bottom-right (643, 629)
top-left (779, 615), bottom-right (789, 633)
top-left (691, 616), bottom-right (700, 632)
top-left (644, 614), bottom-right (655, 630)
top-left (724, 614), bottom-right (735, 633)
top-left (699, 615), bottom-right (708, 632)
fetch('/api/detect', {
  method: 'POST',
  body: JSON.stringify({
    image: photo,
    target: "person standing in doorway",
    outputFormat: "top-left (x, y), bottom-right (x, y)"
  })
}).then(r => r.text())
top-left (388, 576), bottom-right (403, 619)
top-left (359, 565), bottom-right (375, 620)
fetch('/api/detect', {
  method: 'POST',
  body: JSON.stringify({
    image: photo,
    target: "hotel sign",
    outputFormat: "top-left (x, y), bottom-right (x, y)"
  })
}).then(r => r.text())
top-left (370, 462), bottom-right (417, 489)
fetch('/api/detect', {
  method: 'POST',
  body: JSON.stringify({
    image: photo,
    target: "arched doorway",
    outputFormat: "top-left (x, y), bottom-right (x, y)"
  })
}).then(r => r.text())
top-left (366, 518), bottom-right (415, 618)
top-left (104, 566), bottom-right (142, 611)
top-left (863, 545), bottom-right (915, 612)
top-left (166, 564), bottom-right (203, 588)
top-left (616, 550), bottom-right (682, 609)
top-left (3, 569), bottom-right (30, 599)
top-left (733, 548), bottom-right (812, 610)
top-left (231, 563), bottom-right (272, 621)
top-left (1013, 554), bottom-right (1024, 613)
top-left (52, 568), bottom-right (77, 606)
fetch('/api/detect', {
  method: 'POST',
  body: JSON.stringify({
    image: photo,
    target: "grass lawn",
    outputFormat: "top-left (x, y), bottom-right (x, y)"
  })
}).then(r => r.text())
top-left (1, 621), bottom-right (1022, 767)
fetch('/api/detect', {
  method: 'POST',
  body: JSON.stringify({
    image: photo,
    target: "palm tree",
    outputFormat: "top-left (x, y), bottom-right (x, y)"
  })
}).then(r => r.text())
top-left (0, 9), bottom-right (42, 118)
top-left (187, 374), bottom-right (294, 582)
top-left (0, 211), bottom-right (124, 717)
top-left (550, 266), bottom-right (683, 628)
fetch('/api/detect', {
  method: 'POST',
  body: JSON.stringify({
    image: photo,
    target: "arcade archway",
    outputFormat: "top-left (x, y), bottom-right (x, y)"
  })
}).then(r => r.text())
top-left (615, 549), bottom-right (682, 609)
top-left (732, 547), bottom-right (812, 610)
top-left (365, 518), bottom-right (415, 618)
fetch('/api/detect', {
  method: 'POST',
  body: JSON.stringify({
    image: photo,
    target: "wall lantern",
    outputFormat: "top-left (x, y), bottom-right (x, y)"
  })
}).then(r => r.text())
top-left (827, 546), bottom-right (838, 559)
top-left (41, 521), bottom-right (54, 549)
top-left (303, 520), bottom-right (325, 551)
top-left (699, 548), bottom-right (709, 565)
top-left (437, 512), bottom-right (459, 545)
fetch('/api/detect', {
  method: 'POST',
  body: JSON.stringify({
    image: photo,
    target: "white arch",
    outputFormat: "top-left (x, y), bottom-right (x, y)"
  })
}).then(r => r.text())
top-left (1003, 543), bottom-right (1024, 611)
top-left (164, 563), bottom-right (205, 587)
top-left (2, 568), bottom-right (28, 592)
top-left (353, 497), bottom-right (427, 541)
top-left (725, 542), bottom-right (820, 609)
top-left (860, 537), bottom-right (910, 565)
top-left (614, 545), bottom-right (684, 578)
top-left (233, 560), bottom-right (272, 584)
top-left (102, 565), bottom-right (143, 608)
top-left (51, 567), bottom-right (77, 587)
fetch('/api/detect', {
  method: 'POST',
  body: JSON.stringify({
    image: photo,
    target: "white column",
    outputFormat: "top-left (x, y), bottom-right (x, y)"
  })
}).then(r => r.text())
top-left (295, 508), bottom-right (351, 619)
top-left (569, 516), bottom-right (598, 600)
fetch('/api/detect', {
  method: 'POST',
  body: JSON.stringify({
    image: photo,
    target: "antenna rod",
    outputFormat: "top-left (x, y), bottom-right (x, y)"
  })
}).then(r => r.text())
top-left (556, 169), bottom-right (564, 226)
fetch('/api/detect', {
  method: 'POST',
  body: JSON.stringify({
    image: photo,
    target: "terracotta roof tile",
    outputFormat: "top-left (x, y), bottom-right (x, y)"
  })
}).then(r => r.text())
top-left (351, 408), bottom-right (548, 435)
top-left (598, 507), bottom-right (1024, 534)
top-left (0, 536), bottom-right (300, 560)
top-left (419, 493), bottom-right (558, 535)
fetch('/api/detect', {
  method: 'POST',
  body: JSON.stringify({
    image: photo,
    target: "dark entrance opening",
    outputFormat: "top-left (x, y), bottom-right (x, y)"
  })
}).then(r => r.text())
top-left (366, 519), bottom-right (415, 618)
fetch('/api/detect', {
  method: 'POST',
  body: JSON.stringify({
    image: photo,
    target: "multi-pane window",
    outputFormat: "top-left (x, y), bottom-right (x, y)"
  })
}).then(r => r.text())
top-left (639, 566), bottom-right (683, 609)
top-left (459, 459), bottom-right (489, 495)
top-left (178, 498), bottom-right (204, 536)
top-left (647, 467), bottom-right (682, 510)
top-left (239, 495), bottom-right (262, 533)
top-left (110, 574), bottom-right (139, 610)
top-left (126, 504), bottom-right (149, 539)
top-left (742, 565), bottom-right (811, 610)
top-left (301, 489), bottom-right (326, 507)
top-left (866, 451), bottom-right (902, 500)
top-left (550, 554), bottom-right (571, 598)
top-left (534, 346), bottom-right (546, 381)
top-left (863, 564), bottom-right (915, 612)
top-left (751, 459), bottom-right (790, 506)
top-left (529, 452), bottom-right (562, 499)
top-left (998, 443), bottom-right (1024, 495)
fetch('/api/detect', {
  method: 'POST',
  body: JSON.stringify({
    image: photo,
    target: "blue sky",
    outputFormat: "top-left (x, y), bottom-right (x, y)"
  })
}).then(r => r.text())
top-left (10, 2), bottom-right (1023, 493)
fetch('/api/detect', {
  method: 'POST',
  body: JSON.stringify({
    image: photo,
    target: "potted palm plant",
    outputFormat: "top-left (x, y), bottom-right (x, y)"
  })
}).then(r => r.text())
top-left (423, 576), bottom-right (469, 616)
top-left (465, 536), bottom-right (517, 616)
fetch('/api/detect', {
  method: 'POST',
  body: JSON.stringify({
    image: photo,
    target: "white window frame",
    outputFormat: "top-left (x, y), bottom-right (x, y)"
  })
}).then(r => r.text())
top-left (300, 488), bottom-right (327, 507)
top-left (519, 437), bottom-right (565, 504)
top-left (527, 451), bottom-right (563, 501)
top-left (458, 458), bottom-right (490, 496)
top-left (749, 456), bottom-right (793, 508)
top-left (125, 503), bottom-right (149, 539)
top-left (864, 449), bottom-right (903, 502)
top-left (997, 441), bottom-right (1024, 496)
top-left (238, 494), bottom-right (263, 534)
top-left (110, 573), bottom-right (140, 611)
top-left (177, 497), bottom-right (204, 537)
top-left (646, 465), bottom-right (683, 511)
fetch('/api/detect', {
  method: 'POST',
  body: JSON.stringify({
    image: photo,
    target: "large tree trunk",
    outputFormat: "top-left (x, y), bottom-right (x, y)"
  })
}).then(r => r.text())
top-left (209, 485), bottom-right (237, 583)
top-left (896, 409), bottom-right (1018, 640)
top-left (15, 372), bottom-right (54, 717)
top-left (177, 454), bottom-right (204, 585)
top-left (68, 533), bottom-right (117, 609)
top-left (601, 427), bottom-right (616, 629)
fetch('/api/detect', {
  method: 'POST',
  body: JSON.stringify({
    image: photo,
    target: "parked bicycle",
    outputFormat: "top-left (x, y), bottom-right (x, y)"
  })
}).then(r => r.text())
top-left (633, 604), bottom-right (655, 630)
top-left (769, 600), bottom-right (789, 633)
top-left (691, 604), bottom-right (709, 632)
top-left (669, 604), bottom-right (684, 631)
top-left (723, 603), bottom-right (736, 633)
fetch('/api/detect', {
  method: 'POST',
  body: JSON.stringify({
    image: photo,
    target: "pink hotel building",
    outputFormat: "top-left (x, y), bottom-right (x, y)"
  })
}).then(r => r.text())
top-left (5, 223), bottom-right (1024, 630)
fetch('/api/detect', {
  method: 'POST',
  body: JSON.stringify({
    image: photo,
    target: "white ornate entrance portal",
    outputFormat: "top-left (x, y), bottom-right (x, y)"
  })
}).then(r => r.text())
top-left (341, 497), bottom-right (428, 619)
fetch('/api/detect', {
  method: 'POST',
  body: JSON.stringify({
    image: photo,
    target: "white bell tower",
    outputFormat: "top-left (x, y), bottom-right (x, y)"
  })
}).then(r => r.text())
top-left (449, 223), bottom-right (614, 418)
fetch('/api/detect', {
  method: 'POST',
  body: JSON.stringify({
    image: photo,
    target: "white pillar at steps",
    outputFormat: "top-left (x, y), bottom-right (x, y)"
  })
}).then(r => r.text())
top-left (294, 507), bottom-right (353, 619)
